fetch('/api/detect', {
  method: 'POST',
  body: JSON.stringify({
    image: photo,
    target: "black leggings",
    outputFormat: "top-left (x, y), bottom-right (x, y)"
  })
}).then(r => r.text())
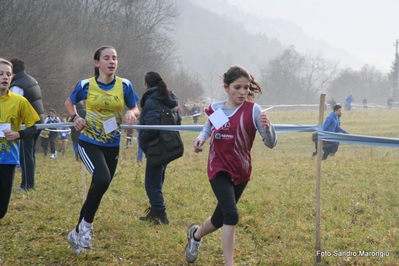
top-left (75, 141), bottom-right (119, 231)
top-left (210, 172), bottom-right (248, 228)
top-left (49, 131), bottom-right (58, 154)
top-left (0, 164), bottom-right (16, 219)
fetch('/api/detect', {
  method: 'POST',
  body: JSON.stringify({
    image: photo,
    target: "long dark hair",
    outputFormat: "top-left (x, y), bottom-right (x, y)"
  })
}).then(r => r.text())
top-left (223, 65), bottom-right (262, 102)
top-left (93, 45), bottom-right (116, 76)
top-left (145, 71), bottom-right (169, 97)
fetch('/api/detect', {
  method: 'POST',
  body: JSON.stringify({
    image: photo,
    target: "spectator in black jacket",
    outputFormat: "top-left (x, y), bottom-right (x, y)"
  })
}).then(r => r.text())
top-left (138, 71), bottom-right (181, 225)
top-left (10, 57), bottom-right (45, 191)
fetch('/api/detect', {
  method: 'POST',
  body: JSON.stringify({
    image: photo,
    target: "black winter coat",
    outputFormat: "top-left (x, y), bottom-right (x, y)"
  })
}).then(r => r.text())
top-left (10, 70), bottom-right (45, 123)
top-left (138, 87), bottom-right (181, 152)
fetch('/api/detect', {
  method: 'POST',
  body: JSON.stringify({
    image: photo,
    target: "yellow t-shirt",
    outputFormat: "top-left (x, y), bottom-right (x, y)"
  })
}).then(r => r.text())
top-left (0, 91), bottom-right (40, 164)
top-left (81, 77), bottom-right (124, 145)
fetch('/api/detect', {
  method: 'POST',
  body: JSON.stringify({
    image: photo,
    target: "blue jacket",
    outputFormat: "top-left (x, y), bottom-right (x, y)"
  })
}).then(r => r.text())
top-left (323, 112), bottom-right (346, 133)
top-left (138, 87), bottom-right (181, 151)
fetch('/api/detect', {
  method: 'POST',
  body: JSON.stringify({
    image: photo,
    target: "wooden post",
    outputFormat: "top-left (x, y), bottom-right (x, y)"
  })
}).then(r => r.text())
top-left (316, 94), bottom-right (326, 263)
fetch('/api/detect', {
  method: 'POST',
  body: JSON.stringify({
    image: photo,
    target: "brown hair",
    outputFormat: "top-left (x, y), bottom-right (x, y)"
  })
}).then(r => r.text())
top-left (93, 45), bottom-right (116, 76)
top-left (223, 65), bottom-right (262, 102)
top-left (0, 58), bottom-right (13, 69)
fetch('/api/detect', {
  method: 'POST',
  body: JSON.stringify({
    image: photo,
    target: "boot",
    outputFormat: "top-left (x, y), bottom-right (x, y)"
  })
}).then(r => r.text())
top-left (139, 207), bottom-right (169, 225)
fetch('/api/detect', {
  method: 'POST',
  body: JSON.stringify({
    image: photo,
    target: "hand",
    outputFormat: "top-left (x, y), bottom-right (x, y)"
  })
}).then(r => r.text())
top-left (258, 112), bottom-right (271, 131)
top-left (193, 138), bottom-right (205, 153)
top-left (3, 130), bottom-right (19, 141)
top-left (74, 117), bottom-right (86, 132)
top-left (124, 110), bottom-right (137, 126)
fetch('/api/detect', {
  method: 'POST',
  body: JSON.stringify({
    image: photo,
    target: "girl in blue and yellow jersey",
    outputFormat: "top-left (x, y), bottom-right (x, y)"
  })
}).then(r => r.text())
top-left (64, 46), bottom-right (140, 255)
top-left (0, 58), bottom-right (40, 219)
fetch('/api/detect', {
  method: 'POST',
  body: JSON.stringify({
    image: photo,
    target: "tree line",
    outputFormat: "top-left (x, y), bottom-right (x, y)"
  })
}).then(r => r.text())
top-left (258, 46), bottom-right (398, 106)
top-left (1, 0), bottom-right (397, 111)
top-left (0, 0), bottom-right (203, 114)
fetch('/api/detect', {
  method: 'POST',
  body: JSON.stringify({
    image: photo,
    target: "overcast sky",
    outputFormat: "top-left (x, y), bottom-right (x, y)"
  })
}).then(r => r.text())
top-left (228, 0), bottom-right (399, 72)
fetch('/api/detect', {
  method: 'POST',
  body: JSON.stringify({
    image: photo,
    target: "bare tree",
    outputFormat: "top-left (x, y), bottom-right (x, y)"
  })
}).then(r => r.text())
top-left (167, 67), bottom-right (204, 103)
top-left (301, 52), bottom-right (339, 102)
top-left (259, 46), bottom-right (339, 104)
top-left (328, 65), bottom-right (390, 105)
top-left (260, 46), bottom-right (305, 104)
top-left (0, 0), bottom-right (189, 112)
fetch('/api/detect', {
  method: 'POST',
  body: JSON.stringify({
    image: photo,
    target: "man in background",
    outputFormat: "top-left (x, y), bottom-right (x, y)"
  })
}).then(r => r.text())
top-left (322, 104), bottom-right (349, 160)
top-left (344, 93), bottom-right (354, 110)
top-left (10, 57), bottom-right (45, 190)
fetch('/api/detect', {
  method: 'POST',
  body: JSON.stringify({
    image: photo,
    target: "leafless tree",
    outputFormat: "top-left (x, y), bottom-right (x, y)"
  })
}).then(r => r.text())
top-left (0, 0), bottom-right (195, 113)
top-left (328, 65), bottom-right (390, 105)
top-left (259, 46), bottom-right (339, 104)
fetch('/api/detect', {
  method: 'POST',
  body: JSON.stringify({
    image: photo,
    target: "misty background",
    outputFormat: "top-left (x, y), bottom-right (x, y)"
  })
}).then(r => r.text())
top-left (1, 0), bottom-right (398, 113)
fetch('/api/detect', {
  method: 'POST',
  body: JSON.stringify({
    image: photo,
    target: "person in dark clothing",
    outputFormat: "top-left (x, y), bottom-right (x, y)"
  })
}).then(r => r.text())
top-left (70, 101), bottom-right (86, 161)
top-left (9, 57), bottom-right (45, 191)
top-left (138, 71), bottom-right (181, 225)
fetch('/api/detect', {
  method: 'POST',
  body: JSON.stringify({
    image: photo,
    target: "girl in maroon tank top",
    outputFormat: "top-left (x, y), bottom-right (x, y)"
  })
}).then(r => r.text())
top-left (184, 65), bottom-right (277, 265)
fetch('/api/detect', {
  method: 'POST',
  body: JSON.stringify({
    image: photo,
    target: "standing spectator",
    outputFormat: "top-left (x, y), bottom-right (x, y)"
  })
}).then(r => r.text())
top-left (64, 45), bottom-right (140, 255)
top-left (183, 100), bottom-right (189, 116)
top-left (44, 109), bottom-right (61, 159)
top-left (9, 57), bottom-right (45, 191)
top-left (192, 102), bottom-right (200, 125)
top-left (70, 101), bottom-right (86, 161)
top-left (387, 97), bottom-right (393, 109)
top-left (40, 129), bottom-right (49, 156)
top-left (138, 71), bottom-right (181, 225)
top-left (322, 104), bottom-right (349, 160)
top-left (58, 118), bottom-right (71, 157)
top-left (362, 98), bottom-right (368, 109)
top-left (0, 58), bottom-right (40, 219)
top-left (184, 65), bottom-right (277, 265)
top-left (329, 97), bottom-right (336, 110)
top-left (344, 93), bottom-right (354, 110)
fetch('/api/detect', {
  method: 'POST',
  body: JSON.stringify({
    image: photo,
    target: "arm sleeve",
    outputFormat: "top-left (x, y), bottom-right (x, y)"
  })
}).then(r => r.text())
top-left (139, 101), bottom-right (161, 143)
top-left (19, 126), bottom-right (37, 139)
top-left (197, 120), bottom-right (211, 140)
top-left (336, 126), bottom-right (347, 133)
top-left (254, 105), bottom-right (277, 148)
top-left (323, 117), bottom-right (332, 131)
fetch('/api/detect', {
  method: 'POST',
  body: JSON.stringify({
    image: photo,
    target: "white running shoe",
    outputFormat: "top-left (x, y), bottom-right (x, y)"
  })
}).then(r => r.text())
top-left (78, 221), bottom-right (93, 249)
top-left (184, 224), bottom-right (202, 263)
top-left (67, 229), bottom-right (85, 255)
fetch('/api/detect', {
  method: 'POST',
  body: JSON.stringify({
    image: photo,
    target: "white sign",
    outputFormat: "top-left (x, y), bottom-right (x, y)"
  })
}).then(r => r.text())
top-left (0, 123), bottom-right (11, 137)
top-left (208, 108), bottom-right (229, 130)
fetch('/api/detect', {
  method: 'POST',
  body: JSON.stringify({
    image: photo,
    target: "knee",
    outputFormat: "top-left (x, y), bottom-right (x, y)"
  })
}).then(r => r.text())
top-left (94, 177), bottom-right (111, 191)
top-left (223, 210), bottom-right (240, 226)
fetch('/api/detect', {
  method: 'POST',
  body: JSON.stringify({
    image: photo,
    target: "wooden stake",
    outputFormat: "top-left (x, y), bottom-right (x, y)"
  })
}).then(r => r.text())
top-left (316, 94), bottom-right (326, 263)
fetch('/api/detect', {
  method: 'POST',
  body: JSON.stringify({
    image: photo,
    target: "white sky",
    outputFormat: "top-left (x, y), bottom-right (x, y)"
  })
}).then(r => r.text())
top-left (228, 0), bottom-right (399, 72)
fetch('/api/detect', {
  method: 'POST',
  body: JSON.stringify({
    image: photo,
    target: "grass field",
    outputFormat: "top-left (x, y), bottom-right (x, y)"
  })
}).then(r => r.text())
top-left (1, 108), bottom-right (399, 265)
